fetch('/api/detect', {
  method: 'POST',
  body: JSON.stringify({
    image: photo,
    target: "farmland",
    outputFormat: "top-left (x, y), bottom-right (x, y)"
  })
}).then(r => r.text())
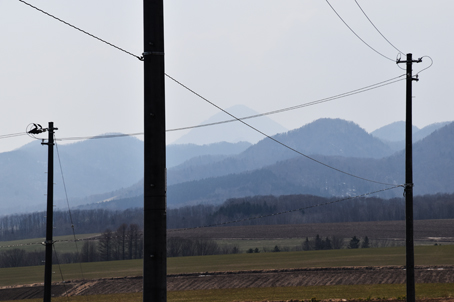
top-left (1, 219), bottom-right (454, 301)
top-left (1, 246), bottom-right (454, 300)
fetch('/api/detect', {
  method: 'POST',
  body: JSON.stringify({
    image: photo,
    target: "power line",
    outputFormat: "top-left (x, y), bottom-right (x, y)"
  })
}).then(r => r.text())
top-left (56, 132), bottom-right (144, 142)
top-left (354, 0), bottom-right (404, 55)
top-left (166, 73), bottom-right (398, 187)
top-left (325, 0), bottom-right (395, 62)
top-left (51, 244), bottom-right (71, 302)
top-left (55, 138), bottom-right (88, 283)
top-left (415, 56), bottom-right (434, 77)
top-left (166, 74), bottom-right (405, 132)
top-left (0, 132), bottom-right (27, 140)
top-left (169, 185), bottom-right (402, 232)
top-left (15, 0), bottom-right (398, 186)
top-left (54, 74), bottom-right (404, 141)
top-left (17, 0), bottom-right (142, 61)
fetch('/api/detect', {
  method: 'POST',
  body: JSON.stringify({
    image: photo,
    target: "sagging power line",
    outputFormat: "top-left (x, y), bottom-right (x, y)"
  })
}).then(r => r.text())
top-left (167, 73), bottom-right (399, 187)
top-left (354, 0), bottom-right (404, 55)
top-left (40, 73), bottom-right (403, 142)
top-left (325, 0), bottom-right (396, 62)
top-left (14, 0), bottom-right (404, 188)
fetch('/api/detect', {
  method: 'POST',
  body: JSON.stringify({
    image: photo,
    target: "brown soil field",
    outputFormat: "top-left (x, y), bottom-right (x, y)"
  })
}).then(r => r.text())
top-left (168, 219), bottom-right (454, 243)
top-left (2, 220), bottom-right (453, 300)
top-left (1, 266), bottom-right (454, 300)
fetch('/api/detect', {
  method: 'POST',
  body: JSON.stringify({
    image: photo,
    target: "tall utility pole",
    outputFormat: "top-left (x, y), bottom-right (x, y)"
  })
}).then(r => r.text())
top-left (42, 122), bottom-right (57, 302)
top-left (398, 53), bottom-right (421, 302)
top-left (143, 0), bottom-right (167, 301)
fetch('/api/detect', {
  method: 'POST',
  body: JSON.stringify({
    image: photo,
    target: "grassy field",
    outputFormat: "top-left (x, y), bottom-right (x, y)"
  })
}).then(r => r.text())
top-left (0, 232), bottom-right (446, 256)
top-left (3, 283), bottom-right (454, 302)
top-left (1, 245), bottom-right (454, 287)
top-left (0, 233), bottom-right (100, 254)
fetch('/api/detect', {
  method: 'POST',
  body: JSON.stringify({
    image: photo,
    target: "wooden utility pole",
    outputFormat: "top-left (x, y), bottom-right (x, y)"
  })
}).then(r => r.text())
top-left (398, 53), bottom-right (421, 302)
top-left (143, 0), bottom-right (167, 301)
top-left (42, 122), bottom-right (57, 302)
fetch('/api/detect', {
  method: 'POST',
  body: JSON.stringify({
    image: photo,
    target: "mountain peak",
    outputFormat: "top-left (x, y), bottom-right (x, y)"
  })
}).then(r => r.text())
top-left (173, 104), bottom-right (287, 145)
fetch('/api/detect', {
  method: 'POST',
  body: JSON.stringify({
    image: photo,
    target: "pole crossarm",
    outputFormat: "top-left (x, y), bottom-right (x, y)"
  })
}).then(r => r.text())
top-left (397, 56), bottom-right (423, 81)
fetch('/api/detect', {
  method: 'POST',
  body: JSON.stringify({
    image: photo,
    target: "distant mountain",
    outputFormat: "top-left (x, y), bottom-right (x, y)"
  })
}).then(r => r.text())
top-left (167, 118), bottom-right (394, 186)
top-left (371, 121), bottom-right (419, 142)
top-left (0, 136), bottom-right (251, 214)
top-left (371, 121), bottom-right (451, 151)
top-left (165, 121), bottom-right (454, 207)
top-left (67, 121), bottom-right (454, 210)
top-left (414, 122), bottom-right (451, 141)
top-left (166, 141), bottom-right (251, 168)
top-left (86, 118), bottom-right (398, 206)
top-left (173, 104), bottom-right (288, 145)
top-left (0, 135), bottom-right (144, 214)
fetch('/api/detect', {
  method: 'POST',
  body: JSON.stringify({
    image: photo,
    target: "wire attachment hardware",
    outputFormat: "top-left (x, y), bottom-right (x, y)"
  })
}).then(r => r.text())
top-left (140, 51), bottom-right (165, 61)
top-left (403, 183), bottom-right (414, 197)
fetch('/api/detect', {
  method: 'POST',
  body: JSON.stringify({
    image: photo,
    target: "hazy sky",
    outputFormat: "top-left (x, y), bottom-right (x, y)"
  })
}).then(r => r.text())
top-left (0, 0), bottom-right (452, 153)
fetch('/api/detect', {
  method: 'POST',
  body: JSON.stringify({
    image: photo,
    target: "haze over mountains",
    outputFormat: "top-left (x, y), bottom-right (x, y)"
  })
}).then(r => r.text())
top-left (172, 104), bottom-right (288, 145)
top-left (0, 115), bottom-right (451, 214)
top-left (371, 121), bottom-right (451, 151)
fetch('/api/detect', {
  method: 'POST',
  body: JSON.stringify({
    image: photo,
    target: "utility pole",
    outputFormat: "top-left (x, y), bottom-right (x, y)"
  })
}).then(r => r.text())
top-left (42, 122), bottom-right (57, 302)
top-left (143, 0), bottom-right (167, 301)
top-left (398, 53), bottom-right (421, 302)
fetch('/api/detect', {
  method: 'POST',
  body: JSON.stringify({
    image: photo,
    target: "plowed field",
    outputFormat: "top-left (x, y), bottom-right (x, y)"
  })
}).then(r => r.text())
top-left (1, 266), bottom-right (454, 300)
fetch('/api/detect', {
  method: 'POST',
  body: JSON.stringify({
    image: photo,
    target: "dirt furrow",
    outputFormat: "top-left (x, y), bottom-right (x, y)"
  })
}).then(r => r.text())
top-left (2, 266), bottom-right (454, 300)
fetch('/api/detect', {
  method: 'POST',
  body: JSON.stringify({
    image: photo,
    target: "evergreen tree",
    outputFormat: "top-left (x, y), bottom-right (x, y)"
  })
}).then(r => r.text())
top-left (303, 237), bottom-right (311, 251)
top-left (324, 237), bottom-right (332, 250)
top-left (348, 236), bottom-right (360, 249)
top-left (361, 236), bottom-right (370, 248)
top-left (314, 234), bottom-right (323, 250)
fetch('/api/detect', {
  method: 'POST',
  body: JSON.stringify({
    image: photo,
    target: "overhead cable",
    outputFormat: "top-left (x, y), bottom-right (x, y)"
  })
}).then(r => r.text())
top-left (325, 0), bottom-right (395, 62)
top-left (17, 0), bottom-right (142, 61)
top-left (55, 138), bottom-right (87, 281)
top-left (167, 74), bottom-right (405, 132)
top-left (0, 132), bottom-right (28, 140)
top-left (354, 0), bottom-right (404, 55)
top-left (415, 56), bottom-right (434, 77)
top-left (54, 74), bottom-right (405, 141)
top-left (166, 73), bottom-right (398, 187)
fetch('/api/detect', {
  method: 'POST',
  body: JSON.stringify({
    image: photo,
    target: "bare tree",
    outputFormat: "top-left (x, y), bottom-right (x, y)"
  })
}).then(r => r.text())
top-left (80, 240), bottom-right (98, 262)
top-left (98, 229), bottom-right (113, 261)
top-left (115, 223), bottom-right (128, 260)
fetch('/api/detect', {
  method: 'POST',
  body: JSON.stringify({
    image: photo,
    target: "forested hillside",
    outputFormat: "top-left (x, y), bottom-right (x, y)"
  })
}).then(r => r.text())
top-left (2, 192), bottom-right (453, 241)
top-left (0, 137), bottom-right (249, 214)
top-left (1, 119), bottom-right (452, 215)
top-left (166, 121), bottom-right (454, 207)
top-left (167, 118), bottom-right (394, 186)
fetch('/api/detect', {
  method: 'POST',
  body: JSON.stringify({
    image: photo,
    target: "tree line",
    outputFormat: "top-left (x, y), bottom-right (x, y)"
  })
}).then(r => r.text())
top-left (1, 192), bottom-right (454, 242)
top-left (1, 232), bottom-right (374, 268)
top-left (0, 224), bottom-right (240, 268)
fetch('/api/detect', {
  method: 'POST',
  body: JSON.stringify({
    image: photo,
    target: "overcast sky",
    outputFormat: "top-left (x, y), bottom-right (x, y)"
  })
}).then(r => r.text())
top-left (0, 0), bottom-right (452, 153)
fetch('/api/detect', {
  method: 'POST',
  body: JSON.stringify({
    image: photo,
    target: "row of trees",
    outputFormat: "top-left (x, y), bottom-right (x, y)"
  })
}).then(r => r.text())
top-left (82, 223), bottom-right (143, 262)
top-left (167, 237), bottom-right (239, 257)
top-left (0, 208), bottom-right (143, 241)
top-left (1, 193), bottom-right (454, 242)
top-left (0, 233), bottom-right (240, 268)
top-left (302, 235), bottom-right (369, 251)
